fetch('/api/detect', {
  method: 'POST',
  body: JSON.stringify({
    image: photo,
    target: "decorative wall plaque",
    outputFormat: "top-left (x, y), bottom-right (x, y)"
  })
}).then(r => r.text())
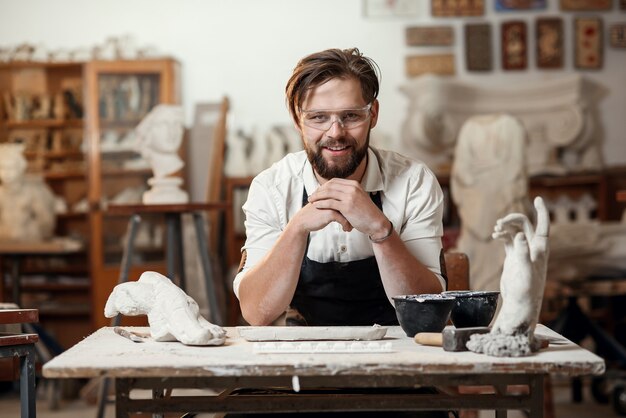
top-left (406, 26), bottom-right (454, 46)
top-left (363, 0), bottom-right (420, 17)
top-left (609, 24), bottom-right (626, 48)
top-left (560, 0), bottom-right (612, 10)
top-left (406, 54), bottom-right (456, 77)
top-left (536, 18), bottom-right (564, 68)
top-left (575, 17), bottom-right (603, 69)
top-left (432, 0), bottom-right (484, 16)
top-left (496, 0), bottom-right (546, 10)
top-left (501, 21), bottom-right (527, 70)
top-left (465, 24), bottom-right (493, 71)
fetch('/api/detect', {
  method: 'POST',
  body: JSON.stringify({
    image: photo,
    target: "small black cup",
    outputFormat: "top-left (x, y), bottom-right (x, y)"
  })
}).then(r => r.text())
top-left (442, 290), bottom-right (500, 328)
top-left (392, 294), bottom-right (456, 337)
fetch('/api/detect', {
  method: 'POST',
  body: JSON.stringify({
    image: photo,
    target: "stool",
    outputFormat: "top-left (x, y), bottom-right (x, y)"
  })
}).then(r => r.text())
top-left (0, 308), bottom-right (38, 418)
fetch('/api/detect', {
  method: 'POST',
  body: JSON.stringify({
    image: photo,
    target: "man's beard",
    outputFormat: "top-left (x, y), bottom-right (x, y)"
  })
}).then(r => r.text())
top-left (305, 131), bottom-right (370, 179)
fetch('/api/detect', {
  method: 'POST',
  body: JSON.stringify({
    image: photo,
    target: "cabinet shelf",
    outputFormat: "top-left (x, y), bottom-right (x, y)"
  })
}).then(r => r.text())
top-left (44, 170), bottom-right (86, 180)
top-left (4, 119), bottom-right (83, 129)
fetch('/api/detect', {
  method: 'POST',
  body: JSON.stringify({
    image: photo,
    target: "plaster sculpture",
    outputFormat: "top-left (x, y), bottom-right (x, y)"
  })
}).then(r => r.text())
top-left (466, 197), bottom-right (550, 357)
top-left (134, 104), bottom-right (189, 204)
top-left (224, 129), bottom-right (250, 177)
top-left (399, 74), bottom-right (603, 176)
top-left (0, 143), bottom-right (56, 241)
top-left (104, 271), bottom-right (226, 346)
top-left (451, 114), bottom-right (532, 292)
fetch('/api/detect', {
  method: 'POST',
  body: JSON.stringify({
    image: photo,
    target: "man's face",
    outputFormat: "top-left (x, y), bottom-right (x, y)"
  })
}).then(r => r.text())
top-left (297, 78), bottom-right (378, 181)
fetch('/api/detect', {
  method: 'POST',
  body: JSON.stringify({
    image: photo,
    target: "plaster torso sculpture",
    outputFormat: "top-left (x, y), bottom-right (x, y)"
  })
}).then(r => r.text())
top-left (0, 143), bottom-right (56, 241)
top-left (451, 114), bottom-right (531, 292)
top-left (399, 74), bottom-right (603, 176)
top-left (104, 271), bottom-right (226, 346)
top-left (134, 104), bottom-right (189, 204)
top-left (467, 197), bottom-right (550, 357)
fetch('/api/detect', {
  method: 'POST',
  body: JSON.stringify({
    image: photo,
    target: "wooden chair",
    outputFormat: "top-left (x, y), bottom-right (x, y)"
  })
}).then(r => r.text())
top-left (443, 251), bottom-right (469, 292)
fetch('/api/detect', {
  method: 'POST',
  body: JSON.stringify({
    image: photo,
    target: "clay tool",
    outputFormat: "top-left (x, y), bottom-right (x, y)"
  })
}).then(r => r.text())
top-left (113, 327), bottom-right (148, 343)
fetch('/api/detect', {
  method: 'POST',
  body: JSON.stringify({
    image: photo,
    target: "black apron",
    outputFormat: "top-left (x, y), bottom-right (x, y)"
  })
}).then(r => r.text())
top-left (288, 187), bottom-right (399, 326)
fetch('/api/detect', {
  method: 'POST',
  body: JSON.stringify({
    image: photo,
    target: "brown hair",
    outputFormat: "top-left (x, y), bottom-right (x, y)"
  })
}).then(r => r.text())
top-left (285, 48), bottom-right (380, 125)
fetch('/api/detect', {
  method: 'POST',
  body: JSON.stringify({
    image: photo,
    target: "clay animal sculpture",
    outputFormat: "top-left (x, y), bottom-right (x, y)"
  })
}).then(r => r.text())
top-left (104, 271), bottom-right (226, 346)
top-left (466, 196), bottom-right (550, 357)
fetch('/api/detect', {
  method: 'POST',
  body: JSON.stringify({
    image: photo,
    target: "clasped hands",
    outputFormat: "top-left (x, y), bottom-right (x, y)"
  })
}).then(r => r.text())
top-left (297, 178), bottom-right (390, 239)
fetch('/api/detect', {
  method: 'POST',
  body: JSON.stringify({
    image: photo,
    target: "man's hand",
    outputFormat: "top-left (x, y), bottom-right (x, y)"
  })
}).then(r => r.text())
top-left (307, 178), bottom-right (389, 238)
top-left (294, 198), bottom-right (353, 234)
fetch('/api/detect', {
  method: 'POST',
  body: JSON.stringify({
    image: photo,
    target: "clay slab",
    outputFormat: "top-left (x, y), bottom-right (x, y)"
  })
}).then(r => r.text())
top-left (237, 326), bottom-right (388, 341)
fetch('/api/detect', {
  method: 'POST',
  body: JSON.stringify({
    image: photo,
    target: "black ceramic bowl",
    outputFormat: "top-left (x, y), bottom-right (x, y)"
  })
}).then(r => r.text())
top-left (392, 294), bottom-right (456, 337)
top-left (442, 290), bottom-right (500, 328)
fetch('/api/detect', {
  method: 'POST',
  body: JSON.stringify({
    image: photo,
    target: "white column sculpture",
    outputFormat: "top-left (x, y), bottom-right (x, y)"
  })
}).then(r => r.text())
top-left (399, 74), bottom-right (603, 176)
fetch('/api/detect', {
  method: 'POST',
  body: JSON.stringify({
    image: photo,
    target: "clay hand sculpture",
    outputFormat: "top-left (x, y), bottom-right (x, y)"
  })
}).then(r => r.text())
top-left (134, 104), bottom-right (189, 204)
top-left (466, 196), bottom-right (550, 357)
top-left (104, 271), bottom-right (226, 346)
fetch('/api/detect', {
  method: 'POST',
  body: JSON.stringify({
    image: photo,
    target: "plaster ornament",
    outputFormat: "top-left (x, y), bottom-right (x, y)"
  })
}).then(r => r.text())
top-left (466, 197), bottom-right (550, 357)
top-left (224, 129), bottom-right (250, 177)
top-left (0, 143), bottom-right (56, 241)
top-left (265, 126), bottom-right (287, 168)
top-left (451, 114), bottom-right (531, 292)
top-left (134, 104), bottom-right (188, 204)
top-left (399, 74), bottom-right (603, 175)
top-left (248, 127), bottom-right (268, 175)
top-left (104, 271), bottom-right (226, 346)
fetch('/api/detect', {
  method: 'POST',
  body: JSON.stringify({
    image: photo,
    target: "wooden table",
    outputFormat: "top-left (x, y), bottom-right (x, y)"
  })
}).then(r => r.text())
top-left (43, 325), bottom-right (604, 418)
top-left (0, 308), bottom-right (39, 418)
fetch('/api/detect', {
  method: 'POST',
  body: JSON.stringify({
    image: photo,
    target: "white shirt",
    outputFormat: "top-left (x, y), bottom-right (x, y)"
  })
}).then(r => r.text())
top-left (233, 147), bottom-right (445, 297)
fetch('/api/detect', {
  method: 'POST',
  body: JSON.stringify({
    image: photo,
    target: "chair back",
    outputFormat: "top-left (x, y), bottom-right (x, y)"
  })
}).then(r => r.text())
top-left (444, 251), bottom-right (469, 291)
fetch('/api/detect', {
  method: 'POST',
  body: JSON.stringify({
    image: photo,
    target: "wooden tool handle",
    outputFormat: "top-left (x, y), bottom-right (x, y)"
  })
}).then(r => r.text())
top-left (414, 332), bottom-right (443, 346)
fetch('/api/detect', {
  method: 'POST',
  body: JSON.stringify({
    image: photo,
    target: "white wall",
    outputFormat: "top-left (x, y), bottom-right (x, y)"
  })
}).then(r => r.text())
top-left (1, 0), bottom-right (624, 195)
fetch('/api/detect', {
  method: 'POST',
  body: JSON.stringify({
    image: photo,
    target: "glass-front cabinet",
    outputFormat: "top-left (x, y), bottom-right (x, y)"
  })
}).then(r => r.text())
top-left (84, 59), bottom-right (180, 328)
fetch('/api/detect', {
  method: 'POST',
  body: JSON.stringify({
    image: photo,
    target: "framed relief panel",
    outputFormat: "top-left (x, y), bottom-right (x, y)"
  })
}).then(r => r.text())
top-left (465, 24), bottom-right (493, 71)
top-left (575, 17), bottom-right (603, 69)
top-left (501, 21), bottom-right (528, 70)
top-left (560, 0), bottom-right (612, 10)
top-left (496, 0), bottom-right (546, 10)
top-left (432, 0), bottom-right (484, 16)
top-left (609, 24), bottom-right (626, 48)
top-left (363, 0), bottom-right (420, 17)
top-left (406, 54), bottom-right (456, 77)
top-left (536, 18), bottom-right (564, 68)
top-left (406, 26), bottom-right (454, 46)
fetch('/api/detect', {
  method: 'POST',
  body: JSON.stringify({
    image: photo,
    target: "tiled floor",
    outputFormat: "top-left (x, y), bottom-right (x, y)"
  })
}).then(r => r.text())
top-left (0, 377), bottom-right (621, 417)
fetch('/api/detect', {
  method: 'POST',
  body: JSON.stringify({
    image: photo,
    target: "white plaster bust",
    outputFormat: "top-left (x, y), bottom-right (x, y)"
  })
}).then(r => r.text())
top-left (134, 104), bottom-right (189, 204)
top-left (0, 143), bottom-right (56, 241)
top-left (104, 271), bottom-right (226, 346)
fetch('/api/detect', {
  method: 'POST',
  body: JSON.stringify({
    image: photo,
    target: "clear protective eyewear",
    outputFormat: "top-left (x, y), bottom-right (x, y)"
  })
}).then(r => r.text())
top-left (300, 103), bottom-right (372, 131)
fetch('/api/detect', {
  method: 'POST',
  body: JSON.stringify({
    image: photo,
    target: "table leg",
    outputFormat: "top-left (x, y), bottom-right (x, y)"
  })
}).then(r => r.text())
top-left (115, 378), bottom-right (131, 418)
top-left (172, 214), bottom-right (186, 291)
top-left (152, 388), bottom-right (165, 418)
top-left (529, 375), bottom-right (545, 418)
top-left (166, 214), bottom-right (177, 281)
top-left (193, 212), bottom-right (224, 325)
top-left (19, 344), bottom-right (36, 418)
top-left (11, 256), bottom-right (21, 307)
